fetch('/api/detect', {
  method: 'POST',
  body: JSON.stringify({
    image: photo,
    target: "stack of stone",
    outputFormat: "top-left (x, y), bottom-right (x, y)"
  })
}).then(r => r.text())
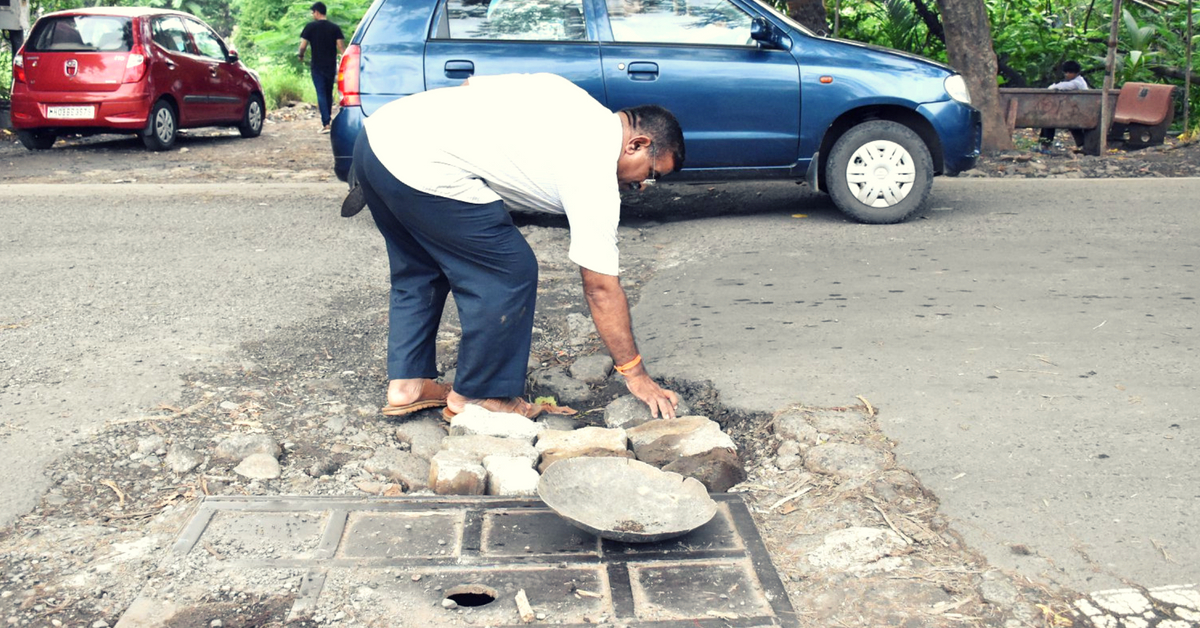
top-left (425, 395), bottom-right (747, 496)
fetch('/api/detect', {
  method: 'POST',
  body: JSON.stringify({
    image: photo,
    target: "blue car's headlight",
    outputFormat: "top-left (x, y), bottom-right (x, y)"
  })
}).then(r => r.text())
top-left (944, 75), bottom-right (972, 105)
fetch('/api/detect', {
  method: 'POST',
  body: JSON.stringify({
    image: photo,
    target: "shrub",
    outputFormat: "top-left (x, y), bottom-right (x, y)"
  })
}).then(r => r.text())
top-left (255, 65), bottom-right (317, 110)
top-left (1, 46), bottom-right (11, 100)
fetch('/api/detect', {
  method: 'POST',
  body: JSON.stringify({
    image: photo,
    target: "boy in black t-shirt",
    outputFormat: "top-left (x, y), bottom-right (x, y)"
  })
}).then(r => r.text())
top-left (298, 2), bottom-right (346, 133)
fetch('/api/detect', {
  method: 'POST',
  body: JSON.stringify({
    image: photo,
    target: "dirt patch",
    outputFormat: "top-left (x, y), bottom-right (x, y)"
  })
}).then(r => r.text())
top-left (1, 102), bottom-right (336, 185)
top-left (970, 129), bottom-right (1200, 179)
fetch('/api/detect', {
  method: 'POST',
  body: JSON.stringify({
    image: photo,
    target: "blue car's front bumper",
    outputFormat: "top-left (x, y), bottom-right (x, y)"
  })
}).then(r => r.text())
top-left (331, 105), bottom-right (365, 183)
top-left (919, 100), bottom-right (982, 175)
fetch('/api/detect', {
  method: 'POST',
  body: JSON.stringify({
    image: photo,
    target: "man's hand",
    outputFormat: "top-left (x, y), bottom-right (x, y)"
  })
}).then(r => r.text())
top-left (580, 267), bottom-right (680, 419)
top-left (624, 372), bottom-right (679, 419)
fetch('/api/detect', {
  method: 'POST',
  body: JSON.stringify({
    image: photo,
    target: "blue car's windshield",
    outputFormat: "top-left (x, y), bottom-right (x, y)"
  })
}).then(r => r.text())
top-left (747, 0), bottom-right (817, 36)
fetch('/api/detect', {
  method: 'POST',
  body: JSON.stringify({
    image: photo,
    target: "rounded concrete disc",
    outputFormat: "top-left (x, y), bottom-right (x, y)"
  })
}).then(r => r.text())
top-left (537, 457), bottom-right (718, 543)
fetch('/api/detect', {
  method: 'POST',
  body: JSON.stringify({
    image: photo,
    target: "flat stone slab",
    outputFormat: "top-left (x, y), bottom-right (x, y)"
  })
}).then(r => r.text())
top-left (123, 493), bottom-right (797, 627)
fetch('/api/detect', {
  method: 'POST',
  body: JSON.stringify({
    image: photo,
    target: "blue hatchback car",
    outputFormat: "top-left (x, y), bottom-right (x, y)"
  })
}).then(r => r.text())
top-left (330, 0), bottom-right (982, 223)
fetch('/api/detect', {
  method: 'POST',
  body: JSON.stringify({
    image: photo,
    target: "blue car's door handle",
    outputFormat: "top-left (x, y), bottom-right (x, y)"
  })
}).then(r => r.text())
top-left (444, 60), bottom-right (475, 79)
top-left (626, 62), bottom-right (659, 81)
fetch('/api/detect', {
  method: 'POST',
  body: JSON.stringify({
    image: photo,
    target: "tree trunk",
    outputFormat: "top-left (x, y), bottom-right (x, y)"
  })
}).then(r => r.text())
top-left (934, 0), bottom-right (1014, 152)
top-left (1100, 0), bottom-right (1121, 154)
top-left (909, 0), bottom-right (945, 43)
top-left (786, 0), bottom-right (830, 35)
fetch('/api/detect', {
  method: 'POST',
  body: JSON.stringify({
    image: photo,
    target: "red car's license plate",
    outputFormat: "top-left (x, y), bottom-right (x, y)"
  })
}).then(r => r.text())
top-left (46, 105), bottom-right (96, 120)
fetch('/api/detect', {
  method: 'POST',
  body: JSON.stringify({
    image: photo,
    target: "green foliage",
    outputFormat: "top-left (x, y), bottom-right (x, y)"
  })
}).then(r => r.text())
top-left (985, 0), bottom-right (1101, 86)
top-left (833, 0), bottom-right (943, 59)
top-left (256, 63), bottom-right (316, 108)
top-left (828, 0), bottom-right (1196, 132)
top-left (1103, 8), bottom-right (1158, 83)
top-left (1, 45), bottom-right (11, 100)
top-left (231, 0), bottom-right (371, 71)
top-left (875, 0), bottom-right (926, 53)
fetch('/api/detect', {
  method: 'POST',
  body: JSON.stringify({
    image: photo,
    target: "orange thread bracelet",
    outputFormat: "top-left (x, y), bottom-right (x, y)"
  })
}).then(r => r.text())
top-left (614, 354), bottom-right (642, 375)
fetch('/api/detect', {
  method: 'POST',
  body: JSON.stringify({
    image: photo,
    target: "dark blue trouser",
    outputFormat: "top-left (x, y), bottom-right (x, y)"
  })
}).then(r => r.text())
top-left (354, 132), bottom-right (537, 399)
top-left (312, 70), bottom-right (335, 127)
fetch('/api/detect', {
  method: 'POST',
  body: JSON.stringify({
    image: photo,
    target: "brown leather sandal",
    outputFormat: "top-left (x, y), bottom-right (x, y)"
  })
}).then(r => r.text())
top-left (441, 397), bottom-right (577, 421)
top-left (380, 380), bottom-right (452, 416)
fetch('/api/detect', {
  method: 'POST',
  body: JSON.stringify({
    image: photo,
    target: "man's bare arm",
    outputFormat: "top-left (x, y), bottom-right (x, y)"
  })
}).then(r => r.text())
top-left (581, 267), bottom-right (678, 418)
top-left (297, 38), bottom-right (309, 61)
top-left (337, 38), bottom-right (346, 55)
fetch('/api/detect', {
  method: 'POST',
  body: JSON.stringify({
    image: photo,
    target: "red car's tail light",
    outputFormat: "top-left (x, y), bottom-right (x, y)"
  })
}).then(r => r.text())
top-left (338, 44), bottom-right (361, 107)
top-left (122, 44), bottom-right (148, 83)
top-left (13, 53), bottom-right (25, 83)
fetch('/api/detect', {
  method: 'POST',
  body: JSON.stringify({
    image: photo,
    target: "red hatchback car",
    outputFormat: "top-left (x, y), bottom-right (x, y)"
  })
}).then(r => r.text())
top-left (10, 7), bottom-right (264, 151)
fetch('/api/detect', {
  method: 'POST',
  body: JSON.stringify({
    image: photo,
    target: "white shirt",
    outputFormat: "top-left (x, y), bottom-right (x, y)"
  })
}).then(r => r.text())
top-left (364, 73), bottom-right (624, 276)
top-left (1049, 75), bottom-right (1088, 91)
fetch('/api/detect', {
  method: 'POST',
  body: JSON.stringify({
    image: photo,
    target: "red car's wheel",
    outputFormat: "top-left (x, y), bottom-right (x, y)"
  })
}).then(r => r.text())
top-left (239, 94), bottom-right (264, 138)
top-left (141, 100), bottom-right (177, 151)
top-left (17, 130), bottom-right (57, 150)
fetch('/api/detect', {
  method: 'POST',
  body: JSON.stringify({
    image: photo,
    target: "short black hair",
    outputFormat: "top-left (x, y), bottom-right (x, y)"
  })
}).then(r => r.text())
top-left (1063, 60), bottom-right (1082, 74)
top-left (621, 105), bottom-right (686, 173)
top-left (311, 2), bottom-right (328, 14)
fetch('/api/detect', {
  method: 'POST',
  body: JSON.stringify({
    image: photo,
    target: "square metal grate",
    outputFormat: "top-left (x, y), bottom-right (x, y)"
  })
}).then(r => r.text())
top-left (158, 493), bottom-right (797, 627)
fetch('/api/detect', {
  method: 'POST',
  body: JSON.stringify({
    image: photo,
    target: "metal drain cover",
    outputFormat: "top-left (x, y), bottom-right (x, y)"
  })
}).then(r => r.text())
top-left (128, 493), bottom-right (797, 627)
top-left (538, 457), bottom-right (718, 542)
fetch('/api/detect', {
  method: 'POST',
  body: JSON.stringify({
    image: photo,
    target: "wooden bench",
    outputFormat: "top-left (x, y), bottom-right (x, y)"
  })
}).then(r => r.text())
top-left (998, 83), bottom-right (1176, 155)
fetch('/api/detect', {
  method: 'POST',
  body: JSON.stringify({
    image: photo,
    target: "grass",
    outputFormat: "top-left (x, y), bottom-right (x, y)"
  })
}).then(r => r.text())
top-left (254, 63), bottom-right (318, 110)
top-left (1, 48), bottom-right (12, 101)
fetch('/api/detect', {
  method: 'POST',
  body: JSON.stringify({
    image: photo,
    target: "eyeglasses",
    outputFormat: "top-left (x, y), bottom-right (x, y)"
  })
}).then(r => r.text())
top-left (628, 143), bottom-right (663, 191)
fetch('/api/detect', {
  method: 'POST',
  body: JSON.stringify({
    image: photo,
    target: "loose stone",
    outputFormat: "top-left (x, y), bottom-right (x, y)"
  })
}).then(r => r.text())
top-left (165, 444), bottom-right (205, 475)
top-left (233, 453), bottom-right (282, 480)
top-left (774, 410), bottom-right (820, 443)
top-left (362, 449), bottom-right (430, 491)
top-left (529, 368), bottom-right (592, 405)
top-left (627, 416), bottom-right (737, 467)
top-left (214, 434), bottom-right (280, 462)
top-left (394, 418), bottom-right (449, 461)
top-left (441, 435), bottom-right (538, 466)
top-left (449, 406), bottom-right (542, 444)
top-left (484, 457), bottom-right (540, 496)
top-left (136, 435), bottom-right (167, 455)
top-left (429, 450), bottom-right (487, 495)
top-left (662, 448), bottom-right (746, 492)
top-left (604, 394), bottom-right (692, 430)
top-left (568, 354), bottom-right (613, 384)
top-left (535, 426), bottom-right (631, 472)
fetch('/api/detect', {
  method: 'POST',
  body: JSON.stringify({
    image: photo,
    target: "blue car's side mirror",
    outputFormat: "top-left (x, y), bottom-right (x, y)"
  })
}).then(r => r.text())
top-left (750, 17), bottom-right (787, 49)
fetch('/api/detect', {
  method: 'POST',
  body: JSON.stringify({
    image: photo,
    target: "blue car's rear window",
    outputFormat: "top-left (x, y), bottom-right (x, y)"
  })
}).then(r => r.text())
top-left (28, 16), bottom-right (134, 53)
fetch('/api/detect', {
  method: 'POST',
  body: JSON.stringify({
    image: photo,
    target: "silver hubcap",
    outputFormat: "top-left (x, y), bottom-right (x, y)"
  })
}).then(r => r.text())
top-left (248, 101), bottom-right (262, 131)
top-left (844, 140), bottom-right (916, 208)
top-left (155, 107), bottom-right (175, 143)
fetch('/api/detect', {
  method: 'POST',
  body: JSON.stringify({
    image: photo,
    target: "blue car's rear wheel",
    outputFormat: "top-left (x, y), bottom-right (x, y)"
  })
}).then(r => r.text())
top-left (827, 121), bottom-right (933, 224)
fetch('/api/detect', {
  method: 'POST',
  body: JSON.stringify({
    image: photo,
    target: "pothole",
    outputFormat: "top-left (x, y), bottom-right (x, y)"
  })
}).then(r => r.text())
top-left (443, 584), bottom-right (498, 608)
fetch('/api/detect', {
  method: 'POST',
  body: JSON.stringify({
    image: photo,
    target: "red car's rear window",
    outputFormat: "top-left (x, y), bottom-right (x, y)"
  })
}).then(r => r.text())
top-left (27, 15), bottom-right (134, 52)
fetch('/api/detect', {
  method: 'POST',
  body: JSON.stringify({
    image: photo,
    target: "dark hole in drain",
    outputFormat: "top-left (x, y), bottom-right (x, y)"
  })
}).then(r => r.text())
top-left (445, 584), bottom-right (497, 607)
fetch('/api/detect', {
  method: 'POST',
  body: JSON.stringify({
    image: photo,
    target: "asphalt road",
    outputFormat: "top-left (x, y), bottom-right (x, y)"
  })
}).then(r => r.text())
top-left (635, 177), bottom-right (1200, 594)
top-left (1, 177), bottom-right (1196, 600)
top-left (0, 183), bottom-right (372, 526)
